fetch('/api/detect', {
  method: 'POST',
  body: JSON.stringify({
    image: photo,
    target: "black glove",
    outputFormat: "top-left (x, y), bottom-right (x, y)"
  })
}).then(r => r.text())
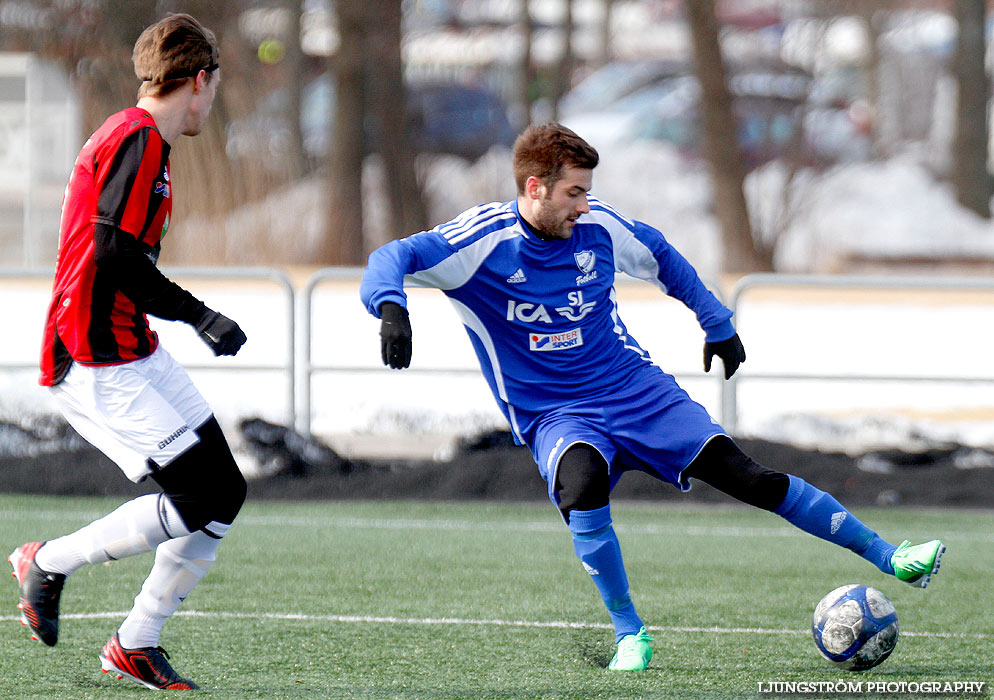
top-left (195, 310), bottom-right (247, 356)
top-left (704, 333), bottom-right (746, 379)
top-left (380, 302), bottom-right (412, 369)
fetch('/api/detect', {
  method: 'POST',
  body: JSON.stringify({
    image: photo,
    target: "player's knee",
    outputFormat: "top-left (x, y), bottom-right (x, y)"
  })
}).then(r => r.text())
top-left (193, 416), bottom-right (246, 523)
top-left (742, 469), bottom-right (790, 512)
top-left (555, 444), bottom-right (610, 519)
top-left (150, 417), bottom-right (246, 535)
top-left (156, 456), bottom-right (244, 534)
top-left (210, 463), bottom-right (246, 526)
top-left (685, 435), bottom-right (789, 512)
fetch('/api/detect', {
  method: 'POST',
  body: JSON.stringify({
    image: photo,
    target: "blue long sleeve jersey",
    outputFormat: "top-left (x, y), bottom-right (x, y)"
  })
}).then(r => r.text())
top-left (360, 197), bottom-right (735, 443)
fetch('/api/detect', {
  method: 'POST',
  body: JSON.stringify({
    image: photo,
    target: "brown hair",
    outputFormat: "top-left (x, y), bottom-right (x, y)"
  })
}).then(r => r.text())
top-left (133, 13), bottom-right (219, 98)
top-left (512, 123), bottom-right (599, 195)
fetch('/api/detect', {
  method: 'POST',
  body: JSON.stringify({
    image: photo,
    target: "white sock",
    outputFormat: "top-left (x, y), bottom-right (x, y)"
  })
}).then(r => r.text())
top-left (117, 530), bottom-right (221, 649)
top-left (35, 494), bottom-right (191, 576)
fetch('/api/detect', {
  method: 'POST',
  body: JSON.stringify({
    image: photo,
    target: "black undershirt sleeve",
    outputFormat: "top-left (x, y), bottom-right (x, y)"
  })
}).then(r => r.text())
top-left (92, 222), bottom-right (209, 325)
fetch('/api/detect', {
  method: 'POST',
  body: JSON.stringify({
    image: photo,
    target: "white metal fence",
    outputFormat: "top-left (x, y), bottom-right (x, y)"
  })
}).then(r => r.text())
top-left (721, 273), bottom-right (994, 434)
top-left (3, 269), bottom-right (994, 444)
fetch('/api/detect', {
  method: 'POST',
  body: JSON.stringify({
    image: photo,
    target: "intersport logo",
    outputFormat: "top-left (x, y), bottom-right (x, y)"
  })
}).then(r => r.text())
top-left (529, 328), bottom-right (583, 351)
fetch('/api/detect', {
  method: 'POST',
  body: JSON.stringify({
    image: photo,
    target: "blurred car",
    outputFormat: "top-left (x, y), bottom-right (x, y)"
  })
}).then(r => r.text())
top-left (557, 59), bottom-right (690, 116)
top-left (406, 82), bottom-right (516, 161)
top-left (561, 63), bottom-right (872, 170)
top-left (226, 75), bottom-right (515, 165)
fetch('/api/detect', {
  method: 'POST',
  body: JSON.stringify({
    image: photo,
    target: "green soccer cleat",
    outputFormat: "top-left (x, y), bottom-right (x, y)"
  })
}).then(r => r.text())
top-left (608, 626), bottom-right (654, 671)
top-left (891, 539), bottom-right (945, 588)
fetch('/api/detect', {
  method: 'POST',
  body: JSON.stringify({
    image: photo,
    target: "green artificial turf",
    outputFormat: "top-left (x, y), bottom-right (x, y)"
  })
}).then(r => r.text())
top-left (0, 496), bottom-right (989, 699)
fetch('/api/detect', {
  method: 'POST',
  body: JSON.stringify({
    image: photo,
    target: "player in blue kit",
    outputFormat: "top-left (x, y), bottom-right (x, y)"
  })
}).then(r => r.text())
top-left (360, 123), bottom-right (945, 671)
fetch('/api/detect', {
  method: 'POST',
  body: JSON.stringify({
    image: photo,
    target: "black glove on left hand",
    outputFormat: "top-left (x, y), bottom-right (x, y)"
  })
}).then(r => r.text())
top-left (195, 310), bottom-right (247, 356)
top-left (380, 302), bottom-right (412, 369)
top-left (704, 333), bottom-right (746, 379)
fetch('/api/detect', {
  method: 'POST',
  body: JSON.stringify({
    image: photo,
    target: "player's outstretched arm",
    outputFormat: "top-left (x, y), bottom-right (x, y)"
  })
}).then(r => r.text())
top-left (92, 223), bottom-right (246, 356)
top-left (379, 302), bottom-right (412, 369)
top-left (703, 333), bottom-right (746, 379)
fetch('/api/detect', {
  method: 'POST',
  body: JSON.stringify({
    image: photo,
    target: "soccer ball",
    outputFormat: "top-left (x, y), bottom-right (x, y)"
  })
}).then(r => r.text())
top-left (812, 584), bottom-right (899, 671)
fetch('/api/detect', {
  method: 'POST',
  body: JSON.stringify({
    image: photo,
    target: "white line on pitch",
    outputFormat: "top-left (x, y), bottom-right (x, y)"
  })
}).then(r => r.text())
top-left (235, 515), bottom-right (994, 544)
top-left (0, 509), bottom-right (806, 537)
top-left (13, 510), bottom-right (994, 542)
top-left (1, 610), bottom-right (989, 639)
top-left (237, 515), bottom-right (813, 539)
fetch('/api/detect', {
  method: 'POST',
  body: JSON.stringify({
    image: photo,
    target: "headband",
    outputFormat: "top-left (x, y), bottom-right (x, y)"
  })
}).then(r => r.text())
top-left (142, 63), bottom-right (219, 83)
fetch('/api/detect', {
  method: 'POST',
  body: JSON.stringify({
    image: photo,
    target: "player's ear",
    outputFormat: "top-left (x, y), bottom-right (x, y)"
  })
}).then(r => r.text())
top-left (192, 69), bottom-right (210, 94)
top-left (524, 176), bottom-right (544, 201)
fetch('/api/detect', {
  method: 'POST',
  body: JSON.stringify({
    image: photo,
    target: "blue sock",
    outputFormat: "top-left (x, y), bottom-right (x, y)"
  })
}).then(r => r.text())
top-left (568, 505), bottom-right (644, 642)
top-left (775, 475), bottom-right (897, 575)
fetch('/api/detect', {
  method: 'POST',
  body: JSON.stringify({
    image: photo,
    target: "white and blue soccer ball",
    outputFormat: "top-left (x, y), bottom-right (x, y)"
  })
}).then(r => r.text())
top-left (812, 584), bottom-right (899, 671)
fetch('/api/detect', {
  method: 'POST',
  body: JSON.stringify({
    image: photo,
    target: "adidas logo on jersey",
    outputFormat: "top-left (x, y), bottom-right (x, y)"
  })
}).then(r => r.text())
top-left (830, 511), bottom-right (847, 534)
top-left (507, 269), bottom-right (526, 284)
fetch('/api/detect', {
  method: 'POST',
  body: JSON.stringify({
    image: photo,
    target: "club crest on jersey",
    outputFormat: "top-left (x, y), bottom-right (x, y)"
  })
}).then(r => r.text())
top-left (574, 249), bottom-right (597, 285)
top-left (529, 328), bottom-right (583, 351)
top-left (574, 250), bottom-right (595, 273)
top-left (154, 181), bottom-right (170, 198)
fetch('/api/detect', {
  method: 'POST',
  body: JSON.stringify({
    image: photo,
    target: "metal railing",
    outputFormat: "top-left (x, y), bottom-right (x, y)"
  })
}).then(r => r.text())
top-left (720, 273), bottom-right (994, 433)
top-left (299, 267), bottom-right (488, 435)
top-left (14, 267), bottom-right (985, 442)
top-left (0, 266), bottom-right (296, 427)
top-left (299, 267), bottom-right (725, 437)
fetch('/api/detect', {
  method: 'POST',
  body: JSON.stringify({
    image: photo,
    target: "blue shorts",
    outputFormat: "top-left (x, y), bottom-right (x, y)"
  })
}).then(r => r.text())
top-left (523, 366), bottom-right (725, 504)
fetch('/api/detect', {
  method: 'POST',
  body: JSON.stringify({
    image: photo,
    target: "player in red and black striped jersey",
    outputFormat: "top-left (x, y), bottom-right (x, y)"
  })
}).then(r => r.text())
top-left (42, 107), bottom-right (174, 383)
top-left (39, 97), bottom-right (240, 384)
top-left (13, 14), bottom-right (252, 691)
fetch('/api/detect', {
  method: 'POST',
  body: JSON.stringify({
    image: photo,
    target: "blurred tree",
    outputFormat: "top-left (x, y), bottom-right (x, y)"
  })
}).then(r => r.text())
top-left (596, 0), bottom-right (616, 69)
top-left (516, 0), bottom-right (535, 129)
top-left (686, 0), bottom-right (770, 273)
top-left (281, 0), bottom-right (308, 180)
top-left (323, 0), bottom-right (426, 265)
top-left (951, 0), bottom-right (992, 218)
top-left (551, 0), bottom-right (574, 121)
top-left (324, 0), bottom-right (366, 265)
top-left (367, 0), bottom-right (427, 239)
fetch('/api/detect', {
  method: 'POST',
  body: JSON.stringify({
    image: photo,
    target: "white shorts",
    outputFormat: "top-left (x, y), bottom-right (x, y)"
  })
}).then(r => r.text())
top-left (50, 345), bottom-right (213, 482)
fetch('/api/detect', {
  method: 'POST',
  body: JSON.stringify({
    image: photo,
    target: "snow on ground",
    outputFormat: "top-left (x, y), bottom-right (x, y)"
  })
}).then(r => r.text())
top-left (5, 147), bottom-right (994, 466)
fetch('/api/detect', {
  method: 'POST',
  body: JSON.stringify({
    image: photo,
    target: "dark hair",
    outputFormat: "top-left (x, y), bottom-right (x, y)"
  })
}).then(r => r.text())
top-left (512, 123), bottom-right (599, 194)
top-left (133, 13), bottom-right (219, 98)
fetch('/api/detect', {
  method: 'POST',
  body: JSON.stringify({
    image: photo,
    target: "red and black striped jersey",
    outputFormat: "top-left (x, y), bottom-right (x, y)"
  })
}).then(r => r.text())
top-left (40, 107), bottom-right (173, 386)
